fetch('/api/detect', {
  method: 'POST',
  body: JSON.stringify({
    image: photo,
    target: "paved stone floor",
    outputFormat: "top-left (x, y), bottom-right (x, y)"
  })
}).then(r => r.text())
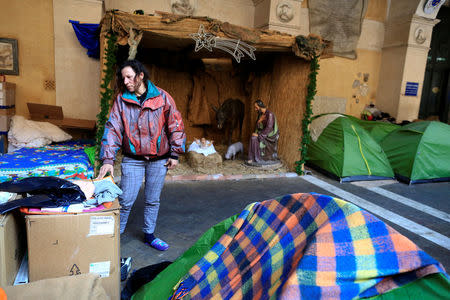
top-left (120, 171), bottom-right (450, 286)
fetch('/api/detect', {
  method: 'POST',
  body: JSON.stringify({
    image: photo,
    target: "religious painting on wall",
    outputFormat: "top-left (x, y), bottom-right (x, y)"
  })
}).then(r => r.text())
top-left (0, 38), bottom-right (19, 75)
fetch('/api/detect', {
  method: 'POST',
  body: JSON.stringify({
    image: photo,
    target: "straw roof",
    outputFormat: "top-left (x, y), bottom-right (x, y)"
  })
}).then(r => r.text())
top-left (100, 10), bottom-right (331, 61)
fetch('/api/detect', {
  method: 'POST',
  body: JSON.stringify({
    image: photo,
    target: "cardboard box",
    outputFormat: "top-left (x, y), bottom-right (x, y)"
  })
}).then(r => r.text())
top-left (26, 202), bottom-right (120, 299)
top-left (0, 133), bottom-right (7, 154)
top-left (0, 82), bottom-right (16, 107)
top-left (0, 114), bottom-right (12, 132)
top-left (3, 273), bottom-right (109, 300)
top-left (0, 210), bottom-right (26, 287)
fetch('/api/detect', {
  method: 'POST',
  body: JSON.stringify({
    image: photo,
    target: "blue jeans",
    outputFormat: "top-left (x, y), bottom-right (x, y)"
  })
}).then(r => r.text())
top-left (119, 156), bottom-right (168, 234)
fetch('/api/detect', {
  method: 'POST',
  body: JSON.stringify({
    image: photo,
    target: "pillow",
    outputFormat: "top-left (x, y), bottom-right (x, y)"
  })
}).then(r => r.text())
top-left (8, 115), bottom-right (72, 150)
top-left (35, 120), bottom-right (72, 142)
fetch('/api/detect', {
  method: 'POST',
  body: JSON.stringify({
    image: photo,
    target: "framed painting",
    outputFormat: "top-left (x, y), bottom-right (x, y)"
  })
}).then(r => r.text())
top-left (0, 38), bottom-right (19, 75)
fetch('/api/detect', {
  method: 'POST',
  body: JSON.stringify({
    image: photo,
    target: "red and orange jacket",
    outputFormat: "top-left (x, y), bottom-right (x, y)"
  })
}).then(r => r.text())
top-left (100, 81), bottom-right (186, 165)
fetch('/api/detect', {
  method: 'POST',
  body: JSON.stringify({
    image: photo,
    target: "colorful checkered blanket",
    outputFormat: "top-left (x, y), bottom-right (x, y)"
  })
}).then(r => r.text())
top-left (171, 193), bottom-right (446, 299)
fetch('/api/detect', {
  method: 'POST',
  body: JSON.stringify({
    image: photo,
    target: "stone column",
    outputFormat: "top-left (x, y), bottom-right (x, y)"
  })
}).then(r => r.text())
top-left (253, 0), bottom-right (308, 36)
top-left (376, 14), bottom-right (439, 121)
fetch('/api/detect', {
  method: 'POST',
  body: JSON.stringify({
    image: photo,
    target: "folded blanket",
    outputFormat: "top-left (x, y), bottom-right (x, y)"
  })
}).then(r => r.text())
top-left (172, 193), bottom-right (446, 299)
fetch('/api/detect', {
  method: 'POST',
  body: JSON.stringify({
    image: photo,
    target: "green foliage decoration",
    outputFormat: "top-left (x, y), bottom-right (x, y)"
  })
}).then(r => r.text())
top-left (95, 32), bottom-right (118, 171)
top-left (295, 55), bottom-right (320, 175)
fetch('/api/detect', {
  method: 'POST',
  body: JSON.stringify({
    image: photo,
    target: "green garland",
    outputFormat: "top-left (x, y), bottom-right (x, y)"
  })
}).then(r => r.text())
top-left (295, 55), bottom-right (320, 175)
top-left (95, 32), bottom-right (118, 170)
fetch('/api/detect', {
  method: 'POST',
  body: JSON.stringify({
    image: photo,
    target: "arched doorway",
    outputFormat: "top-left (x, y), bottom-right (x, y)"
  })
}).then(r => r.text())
top-left (419, 6), bottom-right (450, 123)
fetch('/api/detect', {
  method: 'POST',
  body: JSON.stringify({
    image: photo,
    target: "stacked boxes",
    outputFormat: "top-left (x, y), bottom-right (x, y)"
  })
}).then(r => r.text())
top-left (0, 82), bottom-right (15, 107)
top-left (25, 201), bottom-right (121, 299)
top-left (0, 82), bottom-right (16, 153)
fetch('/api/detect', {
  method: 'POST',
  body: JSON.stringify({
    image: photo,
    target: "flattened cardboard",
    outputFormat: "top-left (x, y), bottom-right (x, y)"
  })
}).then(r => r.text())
top-left (26, 208), bottom-right (120, 299)
top-left (3, 273), bottom-right (109, 300)
top-left (27, 102), bottom-right (96, 130)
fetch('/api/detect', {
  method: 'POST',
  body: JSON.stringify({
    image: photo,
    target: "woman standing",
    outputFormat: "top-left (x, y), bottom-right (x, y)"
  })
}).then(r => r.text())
top-left (98, 59), bottom-right (186, 251)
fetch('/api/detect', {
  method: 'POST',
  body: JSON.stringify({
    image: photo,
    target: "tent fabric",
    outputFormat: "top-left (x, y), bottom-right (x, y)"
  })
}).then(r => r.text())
top-left (381, 121), bottom-right (450, 184)
top-left (307, 115), bottom-right (394, 181)
top-left (310, 113), bottom-right (344, 142)
top-left (69, 20), bottom-right (100, 58)
top-left (132, 215), bottom-right (238, 300)
top-left (168, 193), bottom-right (447, 299)
top-left (346, 116), bottom-right (400, 143)
top-left (366, 273), bottom-right (450, 300)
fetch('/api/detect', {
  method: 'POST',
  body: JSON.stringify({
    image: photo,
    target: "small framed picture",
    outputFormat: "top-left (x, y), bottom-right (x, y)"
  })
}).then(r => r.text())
top-left (0, 38), bottom-right (19, 75)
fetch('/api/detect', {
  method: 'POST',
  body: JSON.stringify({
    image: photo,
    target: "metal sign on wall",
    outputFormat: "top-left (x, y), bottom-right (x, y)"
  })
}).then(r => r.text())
top-left (405, 82), bottom-right (419, 96)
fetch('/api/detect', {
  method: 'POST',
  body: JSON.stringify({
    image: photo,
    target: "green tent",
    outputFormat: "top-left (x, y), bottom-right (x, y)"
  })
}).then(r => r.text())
top-left (347, 116), bottom-right (400, 143)
top-left (307, 114), bottom-right (394, 182)
top-left (132, 215), bottom-right (238, 300)
top-left (381, 121), bottom-right (450, 184)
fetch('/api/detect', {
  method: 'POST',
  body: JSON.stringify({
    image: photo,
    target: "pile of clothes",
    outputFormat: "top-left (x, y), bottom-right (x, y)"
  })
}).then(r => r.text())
top-left (0, 176), bottom-right (122, 214)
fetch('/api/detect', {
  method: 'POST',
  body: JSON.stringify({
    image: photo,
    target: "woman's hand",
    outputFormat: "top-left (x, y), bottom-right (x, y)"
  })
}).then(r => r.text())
top-left (97, 164), bottom-right (114, 179)
top-left (165, 158), bottom-right (178, 170)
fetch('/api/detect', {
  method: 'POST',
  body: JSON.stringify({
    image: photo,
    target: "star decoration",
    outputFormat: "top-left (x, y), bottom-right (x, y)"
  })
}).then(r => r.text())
top-left (190, 24), bottom-right (215, 52)
top-left (189, 25), bottom-right (256, 63)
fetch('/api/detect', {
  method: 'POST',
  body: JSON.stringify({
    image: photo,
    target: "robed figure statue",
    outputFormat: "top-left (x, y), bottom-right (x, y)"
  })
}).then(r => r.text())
top-left (247, 100), bottom-right (280, 165)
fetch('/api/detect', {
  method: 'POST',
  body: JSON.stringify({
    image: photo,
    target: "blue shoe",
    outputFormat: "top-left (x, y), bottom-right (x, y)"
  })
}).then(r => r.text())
top-left (144, 234), bottom-right (169, 251)
top-left (120, 257), bottom-right (133, 281)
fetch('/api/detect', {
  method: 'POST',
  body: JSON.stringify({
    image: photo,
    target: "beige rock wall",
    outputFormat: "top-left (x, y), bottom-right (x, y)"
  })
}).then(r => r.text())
top-left (197, 0), bottom-right (255, 28)
top-left (376, 46), bottom-right (407, 117)
top-left (365, 0), bottom-right (388, 22)
top-left (310, 0), bottom-right (388, 118)
top-left (104, 0), bottom-right (171, 15)
top-left (105, 0), bottom-right (255, 27)
top-left (0, 0), bottom-right (55, 116)
top-left (317, 49), bottom-right (383, 117)
top-left (53, 0), bottom-right (103, 120)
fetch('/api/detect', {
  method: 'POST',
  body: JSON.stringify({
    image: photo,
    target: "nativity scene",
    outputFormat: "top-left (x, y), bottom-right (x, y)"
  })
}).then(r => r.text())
top-left (1, 1), bottom-right (449, 299)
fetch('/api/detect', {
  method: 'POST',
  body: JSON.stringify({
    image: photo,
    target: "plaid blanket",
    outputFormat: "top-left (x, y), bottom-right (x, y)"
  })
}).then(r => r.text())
top-left (171, 193), bottom-right (446, 299)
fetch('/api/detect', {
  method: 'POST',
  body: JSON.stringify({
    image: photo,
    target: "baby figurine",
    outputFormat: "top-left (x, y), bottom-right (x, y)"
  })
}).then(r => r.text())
top-left (188, 137), bottom-right (216, 156)
top-left (200, 137), bottom-right (213, 149)
top-left (194, 137), bottom-right (213, 149)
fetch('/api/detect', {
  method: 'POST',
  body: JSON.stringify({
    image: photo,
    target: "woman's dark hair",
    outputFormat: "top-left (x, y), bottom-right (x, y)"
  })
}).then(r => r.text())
top-left (255, 99), bottom-right (266, 108)
top-left (116, 59), bottom-right (150, 93)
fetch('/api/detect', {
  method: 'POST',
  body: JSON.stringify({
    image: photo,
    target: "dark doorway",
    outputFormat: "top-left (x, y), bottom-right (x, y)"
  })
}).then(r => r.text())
top-left (419, 6), bottom-right (450, 123)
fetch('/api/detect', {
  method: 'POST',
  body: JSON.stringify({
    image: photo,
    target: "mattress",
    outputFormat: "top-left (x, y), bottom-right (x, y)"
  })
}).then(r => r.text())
top-left (0, 141), bottom-right (94, 183)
